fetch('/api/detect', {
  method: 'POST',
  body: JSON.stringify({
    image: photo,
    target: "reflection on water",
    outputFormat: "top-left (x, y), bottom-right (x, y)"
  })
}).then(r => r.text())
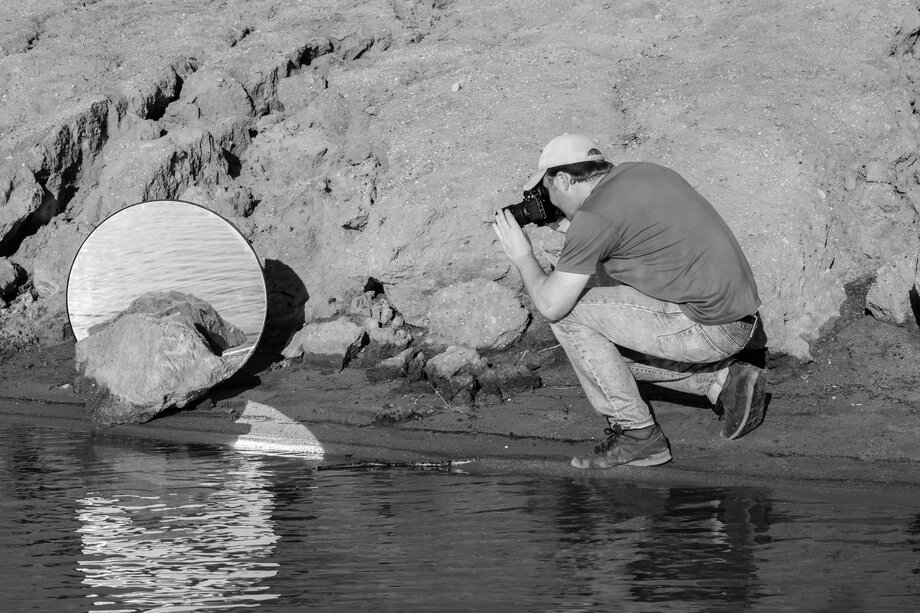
top-left (75, 448), bottom-right (279, 611)
top-left (1, 420), bottom-right (918, 612)
top-left (67, 200), bottom-right (266, 355)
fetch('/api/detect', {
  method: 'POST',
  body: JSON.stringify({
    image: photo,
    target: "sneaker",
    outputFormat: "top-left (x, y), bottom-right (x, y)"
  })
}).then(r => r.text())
top-left (571, 424), bottom-right (672, 469)
top-left (717, 362), bottom-right (769, 440)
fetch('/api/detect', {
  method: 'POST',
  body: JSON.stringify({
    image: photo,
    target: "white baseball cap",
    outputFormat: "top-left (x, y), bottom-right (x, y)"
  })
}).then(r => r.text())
top-left (523, 133), bottom-right (606, 190)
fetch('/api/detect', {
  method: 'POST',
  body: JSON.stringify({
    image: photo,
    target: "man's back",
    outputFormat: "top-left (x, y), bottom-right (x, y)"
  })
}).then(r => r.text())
top-left (556, 162), bottom-right (760, 325)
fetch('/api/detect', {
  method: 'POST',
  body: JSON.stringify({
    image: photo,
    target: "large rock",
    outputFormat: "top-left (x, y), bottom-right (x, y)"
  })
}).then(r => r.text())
top-left (281, 317), bottom-right (367, 369)
top-left (75, 310), bottom-right (239, 426)
top-left (426, 279), bottom-right (530, 351)
top-left (866, 254), bottom-right (920, 325)
top-left (92, 291), bottom-right (247, 351)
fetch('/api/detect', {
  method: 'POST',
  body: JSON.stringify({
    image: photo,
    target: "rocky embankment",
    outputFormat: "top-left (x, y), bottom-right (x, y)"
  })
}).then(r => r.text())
top-left (1, 0), bottom-right (919, 374)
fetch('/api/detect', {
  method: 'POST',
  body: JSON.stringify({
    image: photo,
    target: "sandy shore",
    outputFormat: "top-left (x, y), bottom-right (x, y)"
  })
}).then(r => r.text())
top-left (3, 298), bottom-right (919, 499)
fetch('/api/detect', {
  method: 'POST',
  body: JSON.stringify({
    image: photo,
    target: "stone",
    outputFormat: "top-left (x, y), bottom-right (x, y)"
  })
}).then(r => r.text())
top-left (166, 71), bottom-right (255, 125)
top-left (91, 291), bottom-right (247, 351)
top-left (13, 218), bottom-right (91, 299)
top-left (0, 165), bottom-right (45, 255)
top-left (476, 363), bottom-right (543, 402)
top-left (366, 347), bottom-right (416, 383)
top-left (347, 290), bottom-right (396, 326)
top-left (0, 257), bottom-right (22, 300)
top-left (424, 346), bottom-right (482, 379)
top-left (178, 183), bottom-right (257, 219)
top-left (426, 279), bottom-right (530, 351)
top-left (281, 317), bottom-right (367, 369)
top-left (75, 310), bottom-right (239, 427)
top-left (866, 254), bottom-right (920, 325)
top-left (277, 70), bottom-right (328, 112)
top-left (403, 350), bottom-right (428, 384)
top-left (352, 325), bottom-right (412, 367)
top-left (384, 280), bottom-right (438, 327)
top-left (423, 346), bottom-right (483, 405)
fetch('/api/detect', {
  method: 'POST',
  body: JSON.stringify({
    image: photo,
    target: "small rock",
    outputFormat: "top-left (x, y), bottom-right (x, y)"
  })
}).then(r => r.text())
top-left (366, 347), bottom-right (416, 383)
top-left (424, 346), bottom-right (482, 405)
top-left (373, 405), bottom-right (423, 424)
top-left (424, 346), bottom-right (482, 379)
top-left (451, 81), bottom-right (462, 92)
top-left (0, 257), bottom-right (22, 300)
top-left (866, 254), bottom-right (919, 324)
top-left (353, 326), bottom-right (412, 368)
top-left (476, 363), bottom-right (542, 402)
top-left (282, 317), bottom-right (368, 369)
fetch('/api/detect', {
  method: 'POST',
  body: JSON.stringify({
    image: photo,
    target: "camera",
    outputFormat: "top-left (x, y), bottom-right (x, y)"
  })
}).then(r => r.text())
top-left (502, 183), bottom-right (563, 227)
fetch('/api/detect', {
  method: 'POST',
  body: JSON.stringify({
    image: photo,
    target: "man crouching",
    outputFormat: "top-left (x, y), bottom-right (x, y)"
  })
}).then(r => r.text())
top-left (493, 133), bottom-right (768, 469)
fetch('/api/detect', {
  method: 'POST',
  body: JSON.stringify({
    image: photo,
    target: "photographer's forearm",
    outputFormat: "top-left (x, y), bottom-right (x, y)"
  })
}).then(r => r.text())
top-left (493, 209), bottom-right (587, 319)
top-left (510, 254), bottom-right (587, 321)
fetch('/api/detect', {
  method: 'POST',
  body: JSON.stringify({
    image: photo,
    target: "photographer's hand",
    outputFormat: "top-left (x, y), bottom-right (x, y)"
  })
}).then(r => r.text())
top-left (492, 209), bottom-right (534, 265)
top-left (492, 209), bottom-right (589, 321)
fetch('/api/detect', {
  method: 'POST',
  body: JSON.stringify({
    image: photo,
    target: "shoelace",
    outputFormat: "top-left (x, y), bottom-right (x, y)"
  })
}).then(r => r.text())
top-left (595, 424), bottom-right (625, 454)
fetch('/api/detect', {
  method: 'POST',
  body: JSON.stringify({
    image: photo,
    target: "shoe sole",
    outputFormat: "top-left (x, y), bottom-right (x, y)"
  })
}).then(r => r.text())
top-left (571, 448), bottom-right (672, 469)
top-left (721, 369), bottom-right (769, 440)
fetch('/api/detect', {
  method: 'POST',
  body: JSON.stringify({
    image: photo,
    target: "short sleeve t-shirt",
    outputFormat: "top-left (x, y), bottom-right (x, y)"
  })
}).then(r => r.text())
top-left (555, 162), bottom-right (760, 325)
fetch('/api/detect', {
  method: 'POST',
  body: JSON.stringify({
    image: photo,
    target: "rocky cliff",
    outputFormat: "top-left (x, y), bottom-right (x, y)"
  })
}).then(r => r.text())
top-left (2, 0), bottom-right (919, 359)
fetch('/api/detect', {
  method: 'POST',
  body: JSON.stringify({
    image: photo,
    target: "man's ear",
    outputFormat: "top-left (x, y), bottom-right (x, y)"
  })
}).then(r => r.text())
top-left (556, 172), bottom-right (572, 190)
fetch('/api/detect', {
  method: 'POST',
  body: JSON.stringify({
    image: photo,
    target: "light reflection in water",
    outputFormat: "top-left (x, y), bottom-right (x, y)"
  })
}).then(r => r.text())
top-left (1, 421), bottom-right (919, 612)
top-left (73, 444), bottom-right (280, 612)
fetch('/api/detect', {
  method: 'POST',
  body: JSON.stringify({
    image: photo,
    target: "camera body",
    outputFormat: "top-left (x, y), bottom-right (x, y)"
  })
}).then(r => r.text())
top-left (502, 183), bottom-right (564, 227)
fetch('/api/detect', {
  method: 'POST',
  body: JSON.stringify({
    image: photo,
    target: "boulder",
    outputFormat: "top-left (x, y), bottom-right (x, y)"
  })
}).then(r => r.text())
top-left (426, 279), bottom-right (530, 351)
top-left (91, 291), bottom-right (247, 351)
top-left (866, 254), bottom-right (920, 325)
top-left (281, 317), bottom-right (367, 369)
top-left (75, 311), bottom-right (238, 426)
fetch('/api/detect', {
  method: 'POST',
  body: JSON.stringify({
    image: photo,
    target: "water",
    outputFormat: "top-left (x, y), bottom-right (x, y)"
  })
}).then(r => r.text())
top-left (1, 420), bottom-right (918, 612)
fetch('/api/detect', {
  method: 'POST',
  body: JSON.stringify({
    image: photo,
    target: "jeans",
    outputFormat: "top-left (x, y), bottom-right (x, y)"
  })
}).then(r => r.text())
top-left (549, 285), bottom-right (761, 430)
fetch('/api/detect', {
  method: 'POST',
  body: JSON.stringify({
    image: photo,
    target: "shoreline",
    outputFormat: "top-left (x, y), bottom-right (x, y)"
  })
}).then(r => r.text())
top-left (3, 308), bottom-right (919, 500)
